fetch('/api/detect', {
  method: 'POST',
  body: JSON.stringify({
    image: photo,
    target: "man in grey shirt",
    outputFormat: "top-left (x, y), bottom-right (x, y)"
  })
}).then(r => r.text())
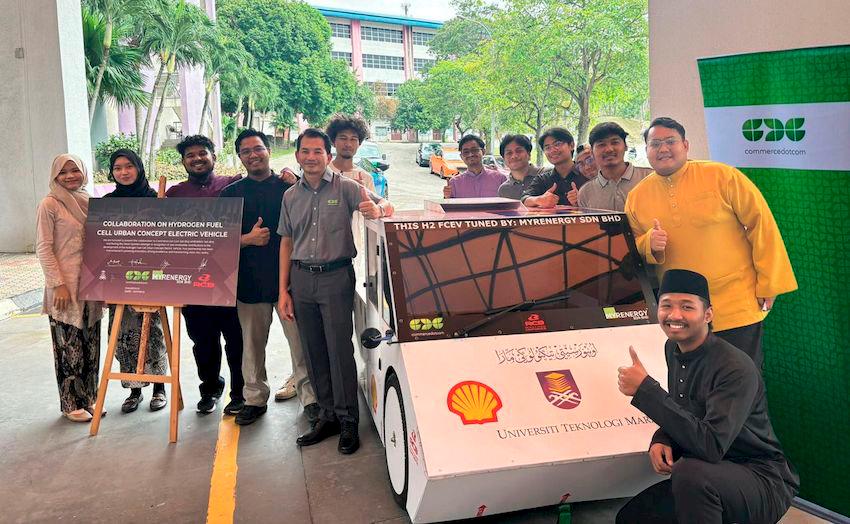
top-left (577, 122), bottom-right (652, 211)
top-left (277, 128), bottom-right (391, 455)
top-left (497, 134), bottom-right (544, 200)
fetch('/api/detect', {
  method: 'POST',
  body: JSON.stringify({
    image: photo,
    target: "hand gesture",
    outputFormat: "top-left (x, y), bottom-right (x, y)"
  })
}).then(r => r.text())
top-left (247, 217), bottom-right (270, 246)
top-left (650, 218), bottom-right (667, 256)
top-left (539, 182), bottom-right (560, 208)
top-left (617, 346), bottom-right (648, 396)
top-left (758, 296), bottom-right (776, 312)
top-left (278, 290), bottom-right (295, 321)
top-left (443, 179), bottom-right (452, 199)
top-left (567, 182), bottom-right (579, 206)
top-left (280, 167), bottom-right (298, 185)
top-left (53, 284), bottom-right (74, 311)
top-left (649, 443), bottom-right (674, 475)
top-left (358, 186), bottom-right (381, 219)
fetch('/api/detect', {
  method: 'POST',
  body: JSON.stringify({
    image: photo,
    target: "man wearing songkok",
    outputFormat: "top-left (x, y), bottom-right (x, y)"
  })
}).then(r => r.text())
top-left (616, 269), bottom-right (798, 524)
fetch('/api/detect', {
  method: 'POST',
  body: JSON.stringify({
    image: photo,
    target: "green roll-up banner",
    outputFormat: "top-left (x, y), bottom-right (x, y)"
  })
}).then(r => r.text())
top-left (698, 45), bottom-right (850, 517)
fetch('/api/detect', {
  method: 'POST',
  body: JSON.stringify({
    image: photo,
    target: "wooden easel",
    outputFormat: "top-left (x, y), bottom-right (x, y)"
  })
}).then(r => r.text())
top-left (89, 176), bottom-right (185, 443)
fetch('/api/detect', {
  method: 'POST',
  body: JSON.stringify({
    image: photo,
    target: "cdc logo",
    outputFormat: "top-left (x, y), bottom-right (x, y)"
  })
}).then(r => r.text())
top-left (741, 118), bottom-right (805, 142)
top-left (409, 317), bottom-right (445, 331)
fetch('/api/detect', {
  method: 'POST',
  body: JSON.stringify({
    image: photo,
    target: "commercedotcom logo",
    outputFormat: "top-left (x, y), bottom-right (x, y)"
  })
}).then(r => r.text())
top-left (741, 118), bottom-right (805, 142)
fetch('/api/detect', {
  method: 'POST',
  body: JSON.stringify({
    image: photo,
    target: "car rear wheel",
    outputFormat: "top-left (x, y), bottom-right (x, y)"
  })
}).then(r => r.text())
top-left (383, 373), bottom-right (409, 509)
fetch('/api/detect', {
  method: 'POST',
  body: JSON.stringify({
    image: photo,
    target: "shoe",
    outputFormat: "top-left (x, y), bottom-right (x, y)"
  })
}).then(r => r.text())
top-left (223, 399), bottom-right (244, 416)
top-left (197, 395), bottom-right (219, 414)
top-left (150, 391), bottom-right (168, 411)
top-left (235, 404), bottom-right (267, 425)
top-left (303, 403), bottom-right (321, 424)
top-left (338, 420), bottom-right (360, 454)
top-left (296, 419), bottom-right (341, 447)
top-left (121, 393), bottom-right (143, 413)
top-left (64, 409), bottom-right (93, 423)
top-left (274, 376), bottom-right (297, 401)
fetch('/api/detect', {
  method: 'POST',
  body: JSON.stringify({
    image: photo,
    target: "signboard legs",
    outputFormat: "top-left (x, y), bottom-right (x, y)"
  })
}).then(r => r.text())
top-left (89, 304), bottom-right (185, 443)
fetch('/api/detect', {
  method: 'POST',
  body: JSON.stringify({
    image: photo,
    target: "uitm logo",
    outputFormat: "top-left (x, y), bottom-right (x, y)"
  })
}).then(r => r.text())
top-left (741, 118), bottom-right (805, 142)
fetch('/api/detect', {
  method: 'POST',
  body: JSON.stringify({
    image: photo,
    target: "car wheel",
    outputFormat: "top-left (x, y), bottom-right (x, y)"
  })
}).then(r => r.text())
top-left (383, 373), bottom-right (409, 509)
top-left (440, 168), bottom-right (446, 179)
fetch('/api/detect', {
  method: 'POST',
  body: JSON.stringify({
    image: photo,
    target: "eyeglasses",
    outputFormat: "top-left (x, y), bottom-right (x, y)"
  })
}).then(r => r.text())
top-left (578, 157), bottom-right (595, 166)
top-left (647, 137), bottom-right (681, 150)
top-left (542, 140), bottom-right (566, 152)
top-left (238, 146), bottom-right (268, 156)
top-left (460, 148), bottom-right (483, 156)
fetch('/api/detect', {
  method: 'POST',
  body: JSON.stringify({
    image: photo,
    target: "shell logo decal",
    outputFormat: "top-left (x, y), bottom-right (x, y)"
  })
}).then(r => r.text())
top-left (447, 381), bottom-right (503, 425)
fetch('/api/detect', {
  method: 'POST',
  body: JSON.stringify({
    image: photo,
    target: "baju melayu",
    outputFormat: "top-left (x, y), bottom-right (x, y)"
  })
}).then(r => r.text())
top-left (624, 161), bottom-right (797, 367)
top-left (166, 172), bottom-right (244, 403)
top-left (617, 333), bottom-right (798, 524)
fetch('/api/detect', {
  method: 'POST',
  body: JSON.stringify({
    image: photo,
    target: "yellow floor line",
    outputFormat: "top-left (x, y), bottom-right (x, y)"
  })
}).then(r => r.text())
top-left (206, 413), bottom-right (241, 524)
top-left (11, 312), bottom-right (41, 318)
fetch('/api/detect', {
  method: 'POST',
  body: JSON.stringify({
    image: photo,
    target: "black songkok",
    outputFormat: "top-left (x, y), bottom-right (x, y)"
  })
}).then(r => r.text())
top-left (659, 269), bottom-right (711, 303)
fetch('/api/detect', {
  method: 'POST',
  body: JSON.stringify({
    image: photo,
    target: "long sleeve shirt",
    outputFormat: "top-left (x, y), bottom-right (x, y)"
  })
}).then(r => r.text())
top-left (36, 196), bottom-right (102, 329)
top-left (448, 167), bottom-right (506, 198)
top-left (624, 160), bottom-right (797, 331)
top-left (633, 333), bottom-right (798, 498)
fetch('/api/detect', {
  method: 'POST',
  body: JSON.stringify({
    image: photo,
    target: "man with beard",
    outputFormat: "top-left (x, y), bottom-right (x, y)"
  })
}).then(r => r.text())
top-left (616, 269), bottom-right (798, 523)
top-left (220, 129), bottom-right (318, 426)
top-left (521, 127), bottom-right (586, 208)
top-left (576, 122), bottom-right (652, 211)
top-left (497, 134), bottom-right (544, 200)
top-left (167, 135), bottom-right (244, 415)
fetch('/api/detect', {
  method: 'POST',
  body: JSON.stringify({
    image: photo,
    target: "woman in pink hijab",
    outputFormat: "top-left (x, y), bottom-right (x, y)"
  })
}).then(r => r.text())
top-left (36, 154), bottom-right (104, 422)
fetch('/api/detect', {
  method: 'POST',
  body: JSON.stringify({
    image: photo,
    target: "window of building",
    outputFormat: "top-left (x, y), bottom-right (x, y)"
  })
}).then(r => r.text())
top-left (413, 58), bottom-right (435, 73)
top-left (412, 31), bottom-right (434, 46)
top-left (366, 82), bottom-right (401, 97)
top-left (363, 54), bottom-right (404, 70)
top-left (330, 22), bottom-right (351, 39)
top-left (362, 26), bottom-right (403, 43)
top-left (331, 51), bottom-right (352, 66)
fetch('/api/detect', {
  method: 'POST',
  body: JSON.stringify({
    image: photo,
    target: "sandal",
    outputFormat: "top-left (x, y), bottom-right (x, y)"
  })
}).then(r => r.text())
top-left (150, 392), bottom-right (168, 411)
top-left (121, 393), bottom-right (143, 413)
top-left (64, 409), bottom-right (93, 423)
top-left (85, 406), bottom-right (107, 417)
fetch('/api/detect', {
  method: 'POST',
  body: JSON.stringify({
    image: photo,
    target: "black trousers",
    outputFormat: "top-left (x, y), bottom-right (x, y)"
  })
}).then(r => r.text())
top-left (183, 305), bottom-right (244, 401)
top-left (716, 321), bottom-right (763, 369)
top-left (616, 457), bottom-right (789, 524)
top-left (290, 264), bottom-right (358, 424)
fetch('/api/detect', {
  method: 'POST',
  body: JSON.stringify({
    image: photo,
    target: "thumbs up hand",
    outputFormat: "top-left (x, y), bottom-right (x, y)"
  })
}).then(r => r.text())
top-left (443, 178), bottom-right (453, 199)
top-left (649, 218), bottom-right (668, 257)
top-left (244, 216), bottom-right (270, 247)
top-left (538, 182), bottom-right (560, 208)
top-left (617, 346), bottom-right (649, 396)
top-left (567, 181), bottom-right (579, 206)
top-left (358, 186), bottom-right (382, 219)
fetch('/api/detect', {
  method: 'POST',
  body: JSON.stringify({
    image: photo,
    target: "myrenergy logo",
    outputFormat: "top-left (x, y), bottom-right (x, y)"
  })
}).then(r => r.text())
top-left (151, 270), bottom-right (193, 285)
top-left (603, 307), bottom-right (649, 321)
top-left (409, 317), bottom-right (444, 331)
top-left (741, 118), bottom-right (805, 142)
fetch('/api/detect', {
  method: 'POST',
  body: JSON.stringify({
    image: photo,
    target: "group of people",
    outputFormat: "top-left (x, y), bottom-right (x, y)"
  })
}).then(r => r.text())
top-left (37, 113), bottom-right (392, 455)
top-left (38, 111), bottom-right (802, 520)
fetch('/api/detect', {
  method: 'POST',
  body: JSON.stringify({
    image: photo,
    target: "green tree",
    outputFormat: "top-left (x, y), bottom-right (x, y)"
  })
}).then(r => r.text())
top-left (81, 5), bottom-right (148, 116)
top-left (198, 25), bottom-right (252, 134)
top-left (392, 80), bottom-right (430, 132)
top-left (420, 60), bottom-right (482, 136)
top-left (138, 0), bottom-right (213, 176)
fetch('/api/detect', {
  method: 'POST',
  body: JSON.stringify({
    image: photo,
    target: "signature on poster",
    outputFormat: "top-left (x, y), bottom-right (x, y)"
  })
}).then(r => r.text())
top-left (160, 259), bottom-right (171, 269)
top-left (106, 259), bottom-right (121, 267)
top-left (129, 258), bottom-right (145, 267)
top-left (197, 258), bottom-right (208, 272)
top-left (494, 343), bottom-right (598, 365)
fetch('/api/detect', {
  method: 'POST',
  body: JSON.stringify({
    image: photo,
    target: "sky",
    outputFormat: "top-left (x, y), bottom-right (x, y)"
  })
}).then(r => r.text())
top-left (306, 0), bottom-right (457, 22)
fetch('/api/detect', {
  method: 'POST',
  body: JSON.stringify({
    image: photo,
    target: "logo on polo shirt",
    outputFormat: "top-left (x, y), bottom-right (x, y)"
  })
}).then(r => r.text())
top-left (537, 370), bottom-right (581, 410)
top-left (327, 198), bottom-right (340, 206)
top-left (741, 118), bottom-right (805, 142)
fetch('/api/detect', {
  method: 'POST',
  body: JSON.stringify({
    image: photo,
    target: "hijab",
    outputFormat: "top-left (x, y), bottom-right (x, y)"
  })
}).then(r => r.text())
top-left (48, 153), bottom-right (90, 226)
top-left (106, 149), bottom-right (157, 198)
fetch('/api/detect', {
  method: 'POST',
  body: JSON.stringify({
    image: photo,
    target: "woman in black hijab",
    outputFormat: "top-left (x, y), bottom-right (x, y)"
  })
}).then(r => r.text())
top-left (104, 149), bottom-right (169, 412)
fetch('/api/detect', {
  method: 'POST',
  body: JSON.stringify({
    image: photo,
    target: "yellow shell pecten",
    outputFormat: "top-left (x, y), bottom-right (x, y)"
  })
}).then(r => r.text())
top-left (447, 381), bottom-right (503, 425)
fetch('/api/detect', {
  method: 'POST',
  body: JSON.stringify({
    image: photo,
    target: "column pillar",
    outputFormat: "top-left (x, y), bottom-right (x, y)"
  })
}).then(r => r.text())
top-left (350, 20), bottom-right (364, 81)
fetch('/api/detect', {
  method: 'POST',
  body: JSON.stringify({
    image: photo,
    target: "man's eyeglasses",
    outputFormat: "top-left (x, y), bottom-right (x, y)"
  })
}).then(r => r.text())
top-left (577, 156), bottom-right (595, 166)
top-left (542, 140), bottom-right (566, 152)
top-left (238, 146), bottom-right (268, 156)
top-left (647, 137), bottom-right (681, 150)
top-left (461, 148), bottom-right (483, 156)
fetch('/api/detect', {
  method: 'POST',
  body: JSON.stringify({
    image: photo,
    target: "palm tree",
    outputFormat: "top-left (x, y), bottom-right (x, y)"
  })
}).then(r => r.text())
top-left (197, 26), bottom-right (252, 135)
top-left (138, 0), bottom-right (213, 176)
top-left (82, 5), bottom-right (148, 117)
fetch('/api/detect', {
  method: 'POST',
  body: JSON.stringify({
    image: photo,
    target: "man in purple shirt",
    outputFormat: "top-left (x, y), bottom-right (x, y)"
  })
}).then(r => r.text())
top-left (166, 135), bottom-right (245, 416)
top-left (444, 135), bottom-right (506, 198)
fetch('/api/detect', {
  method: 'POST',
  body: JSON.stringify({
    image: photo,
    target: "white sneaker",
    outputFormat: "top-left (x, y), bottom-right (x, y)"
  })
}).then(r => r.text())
top-left (275, 375), bottom-right (297, 401)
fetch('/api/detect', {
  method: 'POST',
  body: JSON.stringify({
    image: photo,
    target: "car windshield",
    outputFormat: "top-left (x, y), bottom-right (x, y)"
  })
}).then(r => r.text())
top-left (443, 151), bottom-right (462, 161)
top-left (357, 144), bottom-right (380, 158)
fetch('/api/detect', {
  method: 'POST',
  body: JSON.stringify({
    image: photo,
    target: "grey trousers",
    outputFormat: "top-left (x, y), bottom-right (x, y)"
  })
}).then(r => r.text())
top-left (290, 264), bottom-right (359, 423)
top-left (236, 300), bottom-right (316, 407)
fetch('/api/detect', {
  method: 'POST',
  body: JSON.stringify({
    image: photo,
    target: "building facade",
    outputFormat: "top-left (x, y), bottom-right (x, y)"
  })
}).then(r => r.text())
top-left (317, 7), bottom-right (443, 141)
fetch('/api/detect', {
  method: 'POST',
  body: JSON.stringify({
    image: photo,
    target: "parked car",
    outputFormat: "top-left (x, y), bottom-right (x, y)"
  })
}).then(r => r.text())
top-left (416, 143), bottom-right (442, 167)
top-left (482, 154), bottom-right (508, 174)
top-left (357, 157), bottom-right (389, 198)
top-left (429, 149), bottom-right (466, 178)
top-left (355, 141), bottom-right (388, 168)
